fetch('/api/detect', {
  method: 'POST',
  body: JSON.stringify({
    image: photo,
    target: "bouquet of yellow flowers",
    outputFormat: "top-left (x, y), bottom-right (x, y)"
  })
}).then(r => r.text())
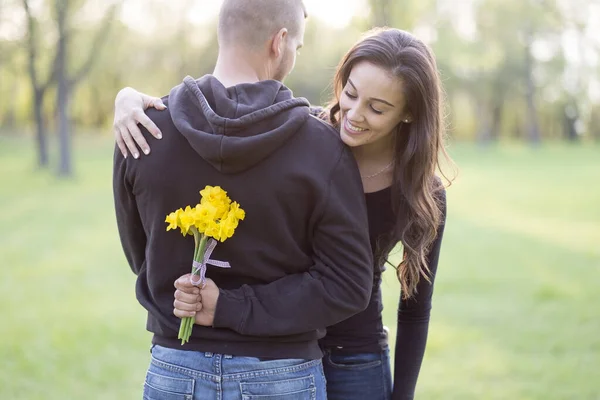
top-left (165, 185), bottom-right (245, 344)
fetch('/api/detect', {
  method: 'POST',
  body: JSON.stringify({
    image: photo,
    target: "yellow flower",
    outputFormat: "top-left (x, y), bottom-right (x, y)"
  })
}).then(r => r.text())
top-left (218, 216), bottom-right (237, 242)
top-left (165, 185), bottom-right (244, 242)
top-left (229, 202), bottom-right (245, 221)
top-left (179, 206), bottom-right (195, 236)
top-left (200, 186), bottom-right (227, 204)
top-left (215, 200), bottom-right (231, 220)
top-left (165, 208), bottom-right (182, 231)
top-left (201, 202), bottom-right (219, 221)
top-left (200, 186), bottom-right (231, 219)
top-left (188, 206), bottom-right (205, 234)
top-left (205, 220), bottom-right (220, 239)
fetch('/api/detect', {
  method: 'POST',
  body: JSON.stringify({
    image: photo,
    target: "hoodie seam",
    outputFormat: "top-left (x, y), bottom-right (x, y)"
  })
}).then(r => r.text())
top-left (233, 85), bottom-right (240, 119)
top-left (314, 144), bottom-right (345, 227)
top-left (223, 86), bottom-right (241, 172)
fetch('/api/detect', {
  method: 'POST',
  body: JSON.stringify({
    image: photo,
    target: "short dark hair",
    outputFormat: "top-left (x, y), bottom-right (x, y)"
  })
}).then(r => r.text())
top-left (218, 0), bottom-right (306, 49)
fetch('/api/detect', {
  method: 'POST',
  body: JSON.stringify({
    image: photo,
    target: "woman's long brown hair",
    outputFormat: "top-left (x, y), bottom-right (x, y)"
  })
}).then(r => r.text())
top-left (327, 28), bottom-right (455, 299)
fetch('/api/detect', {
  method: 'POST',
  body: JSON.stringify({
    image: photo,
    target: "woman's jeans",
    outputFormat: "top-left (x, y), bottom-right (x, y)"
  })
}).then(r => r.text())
top-left (322, 346), bottom-right (392, 400)
top-left (144, 345), bottom-right (327, 400)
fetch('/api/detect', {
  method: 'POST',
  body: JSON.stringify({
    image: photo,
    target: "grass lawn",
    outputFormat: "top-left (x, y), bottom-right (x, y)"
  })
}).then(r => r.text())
top-left (1, 135), bottom-right (599, 399)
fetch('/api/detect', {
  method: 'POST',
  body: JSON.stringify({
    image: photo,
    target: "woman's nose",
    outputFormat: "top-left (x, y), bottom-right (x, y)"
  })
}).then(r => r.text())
top-left (346, 106), bottom-right (364, 123)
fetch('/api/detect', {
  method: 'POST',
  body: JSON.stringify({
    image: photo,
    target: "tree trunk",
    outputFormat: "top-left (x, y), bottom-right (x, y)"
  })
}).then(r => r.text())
top-left (2, 76), bottom-right (18, 130)
top-left (490, 100), bottom-right (503, 141)
top-left (591, 107), bottom-right (600, 142)
top-left (563, 104), bottom-right (578, 142)
top-left (56, 0), bottom-right (72, 177)
top-left (34, 92), bottom-right (49, 167)
top-left (372, 0), bottom-right (391, 26)
top-left (476, 100), bottom-right (492, 145)
top-left (22, 0), bottom-right (55, 168)
top-left (524, 30), bottom-right (541, 145)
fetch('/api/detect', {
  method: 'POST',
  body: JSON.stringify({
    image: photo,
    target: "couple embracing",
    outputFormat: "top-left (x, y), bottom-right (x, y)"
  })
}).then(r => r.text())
top-left (112, 0), bottom-right (450, 399)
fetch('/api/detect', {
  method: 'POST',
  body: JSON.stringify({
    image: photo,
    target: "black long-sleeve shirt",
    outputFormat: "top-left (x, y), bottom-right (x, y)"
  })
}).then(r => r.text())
top-left (308, 107), bottom-right (446, 398)
top-left (392, 189), bottom-right (446, 400)
top-left (320, 186), bottom-right (446, 400)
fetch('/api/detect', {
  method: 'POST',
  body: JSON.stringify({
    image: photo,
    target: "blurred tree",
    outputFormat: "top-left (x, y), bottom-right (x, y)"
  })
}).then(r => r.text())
top-left (371, 0), bottom-right (392, 26)
top-left (368, 0), bottom-right (436, 31)
top-left (285, 19), bottom-right (362, 106)
top-left (22, 0), bottom-right (55, 167)
top-left (523, 24), bottom-right (541, 145)
top-left (448, 0), bottom-right (568, 144)
top-left (590, 105), bottom-right (600, 141)
top-left (1, 0), bottom-right (598, 146)
top-left (53, 0), bottom-right (118, 177)
top-left (0, 29), bottom-right (20, 130)
top-left (551, 0), bottom-right (599, 142)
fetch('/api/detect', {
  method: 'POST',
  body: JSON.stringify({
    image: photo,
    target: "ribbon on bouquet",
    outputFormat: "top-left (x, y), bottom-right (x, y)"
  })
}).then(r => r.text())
top-left (190, 238), bottom-right (231, 287)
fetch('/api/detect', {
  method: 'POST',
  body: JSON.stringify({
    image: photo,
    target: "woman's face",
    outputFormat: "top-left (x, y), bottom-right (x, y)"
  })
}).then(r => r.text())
top-left (339, 61), bottom-right (409, 148)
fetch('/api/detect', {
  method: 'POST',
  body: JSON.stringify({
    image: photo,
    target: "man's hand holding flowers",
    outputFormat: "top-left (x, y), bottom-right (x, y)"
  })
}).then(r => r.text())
top-left (173, 274), bottom-right (220, 327)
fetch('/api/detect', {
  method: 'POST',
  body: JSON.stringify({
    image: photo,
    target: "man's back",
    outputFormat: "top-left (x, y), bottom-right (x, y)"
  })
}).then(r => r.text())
top-left (114, 75), bottom-right (373, 359)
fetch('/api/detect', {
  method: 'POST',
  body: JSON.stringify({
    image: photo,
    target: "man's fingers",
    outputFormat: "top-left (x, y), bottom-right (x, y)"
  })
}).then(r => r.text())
top-left (118, 125), bottom-right (140, 159)
top-left (174, 274), bottom-right (201, 293)
top-left (126, 120), bottom-right (150, 155)
top-left (173, 308), bottom-right (196, 319)
top-left (174, 289), bottom-right (200, 305)
top-left (135, 110), bottom-right (163, 140)
top-left (174, 298), bottom-right (202, 312)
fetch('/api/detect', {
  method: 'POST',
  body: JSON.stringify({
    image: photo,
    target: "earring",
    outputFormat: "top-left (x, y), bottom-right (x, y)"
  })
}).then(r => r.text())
top-left (403, 119), bottom-right (410, 123)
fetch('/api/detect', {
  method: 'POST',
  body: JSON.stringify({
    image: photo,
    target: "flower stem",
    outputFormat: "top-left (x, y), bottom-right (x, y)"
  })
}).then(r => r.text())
top-left (179, 229), bottom-right (208, 345)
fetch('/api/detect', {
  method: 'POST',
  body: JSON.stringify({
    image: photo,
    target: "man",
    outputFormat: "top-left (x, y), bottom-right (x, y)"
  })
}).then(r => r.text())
top-left (113, 0), bottom-right (373, 398)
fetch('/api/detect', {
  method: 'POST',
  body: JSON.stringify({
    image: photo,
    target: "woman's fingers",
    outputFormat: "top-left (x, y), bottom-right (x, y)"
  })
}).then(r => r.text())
top-left (118, 125), bottom-right (140, 159)
top-left (126, 119), bottom-right (150, 155)
top-left (134, 110), bottom-right (163, 140)
top-left (113, 88), bottom-right (164, 158)
top-left (151, 97), bottom-right (167, 111)
top-left (114, 125), bottom-right (128, 158)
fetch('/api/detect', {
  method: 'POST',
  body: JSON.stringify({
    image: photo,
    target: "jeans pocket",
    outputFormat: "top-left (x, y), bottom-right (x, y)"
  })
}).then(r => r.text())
top-left (325, 352), bottom-right (382, 370)
top-left (143, 370), bottom-right (194, 400)
top-left (240, 375), bottom-right (316, 399)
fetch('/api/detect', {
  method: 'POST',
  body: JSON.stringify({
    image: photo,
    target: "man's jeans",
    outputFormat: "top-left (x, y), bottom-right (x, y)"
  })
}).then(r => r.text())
top-left (143, 345), bottom-right (327, 400)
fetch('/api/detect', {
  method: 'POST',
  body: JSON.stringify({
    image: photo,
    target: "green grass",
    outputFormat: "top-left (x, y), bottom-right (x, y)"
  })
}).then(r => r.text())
top-left (1, 135), bottom-right (599, 399)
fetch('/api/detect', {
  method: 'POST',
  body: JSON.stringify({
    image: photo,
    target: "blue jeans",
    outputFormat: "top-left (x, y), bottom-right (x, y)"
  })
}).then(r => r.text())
top-left (322, 347), bottom-right (392, 400)
top-left (143, 345), bottom-right (327, 400)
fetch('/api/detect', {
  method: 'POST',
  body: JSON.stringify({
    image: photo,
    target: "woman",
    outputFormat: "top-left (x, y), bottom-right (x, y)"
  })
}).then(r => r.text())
top-left (113, 28), bottom-right (452, 400)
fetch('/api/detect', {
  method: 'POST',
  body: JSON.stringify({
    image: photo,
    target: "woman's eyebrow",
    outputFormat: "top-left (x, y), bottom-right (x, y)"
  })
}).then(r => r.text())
top-left (348, 78), bottom-right (395, 108)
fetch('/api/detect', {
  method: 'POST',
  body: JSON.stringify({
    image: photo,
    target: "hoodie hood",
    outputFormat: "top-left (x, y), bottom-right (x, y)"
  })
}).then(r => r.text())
top-left (169, 75), bottom-right (310, 173)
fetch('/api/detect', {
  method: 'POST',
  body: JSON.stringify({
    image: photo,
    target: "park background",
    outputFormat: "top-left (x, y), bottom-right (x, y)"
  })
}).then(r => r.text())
top-left (0, 0), bottom-right (599, 398)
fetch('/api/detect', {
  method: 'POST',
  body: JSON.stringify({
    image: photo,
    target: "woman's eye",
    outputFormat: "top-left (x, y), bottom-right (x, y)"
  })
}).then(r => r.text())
top-left (344, 91), bottom-right (357, 99)
top-left (370, 106), bottom-right (383, 115)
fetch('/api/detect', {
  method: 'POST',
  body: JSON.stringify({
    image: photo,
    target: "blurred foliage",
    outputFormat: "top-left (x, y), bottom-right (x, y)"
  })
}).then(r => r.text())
top-left (0, 0), bottom-right (599, 146)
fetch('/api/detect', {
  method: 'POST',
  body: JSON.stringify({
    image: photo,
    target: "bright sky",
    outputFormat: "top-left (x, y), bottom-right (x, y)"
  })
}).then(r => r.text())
top-left (121, 0), bottom-right (367, 33)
